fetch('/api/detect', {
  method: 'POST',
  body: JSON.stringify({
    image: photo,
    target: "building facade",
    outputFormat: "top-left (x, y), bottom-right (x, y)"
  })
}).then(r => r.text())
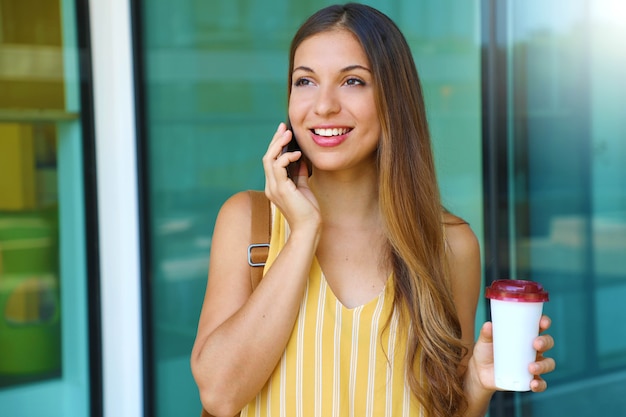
top-left (0, 0), bottom-right (624, 416)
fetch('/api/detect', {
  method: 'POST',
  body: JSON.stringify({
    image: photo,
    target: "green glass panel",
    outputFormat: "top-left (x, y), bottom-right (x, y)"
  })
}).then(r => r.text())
top-left (507, 0), bottom-right (626, 414)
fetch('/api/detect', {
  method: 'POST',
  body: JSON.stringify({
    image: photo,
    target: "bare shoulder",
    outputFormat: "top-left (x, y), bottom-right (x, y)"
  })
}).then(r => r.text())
top-left (443, 212), bottom-right (480, 265)
top-left (215, 190), bottom-right (253, 229)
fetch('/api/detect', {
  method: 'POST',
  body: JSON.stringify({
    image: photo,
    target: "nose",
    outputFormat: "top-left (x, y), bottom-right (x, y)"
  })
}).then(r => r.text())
top-left (313, 85), bottom-right (340, 116)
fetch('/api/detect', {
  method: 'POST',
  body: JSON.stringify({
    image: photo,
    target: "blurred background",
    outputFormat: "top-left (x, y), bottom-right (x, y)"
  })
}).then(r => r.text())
top-left (0, 0), bottom-right (624, 416)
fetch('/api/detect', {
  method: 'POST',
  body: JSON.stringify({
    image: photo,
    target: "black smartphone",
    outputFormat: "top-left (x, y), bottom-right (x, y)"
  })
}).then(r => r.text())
top-left (283, 121), bottom-right (301, 151)
top-left (283, 123), bottom-right (302, 179)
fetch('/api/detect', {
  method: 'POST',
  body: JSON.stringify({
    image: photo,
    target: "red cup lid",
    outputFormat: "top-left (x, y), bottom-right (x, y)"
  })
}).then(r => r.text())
top-left (485, 279), bottom-right (549, 302)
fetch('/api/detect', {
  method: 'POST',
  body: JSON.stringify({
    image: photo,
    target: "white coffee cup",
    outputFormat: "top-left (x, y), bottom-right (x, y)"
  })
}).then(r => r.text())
top-left (486, 279), bottom-right (549, 391)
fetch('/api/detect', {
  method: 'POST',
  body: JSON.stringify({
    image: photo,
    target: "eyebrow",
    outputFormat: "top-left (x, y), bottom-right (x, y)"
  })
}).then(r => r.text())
top-left (292, 64), bottom-right (372, 74)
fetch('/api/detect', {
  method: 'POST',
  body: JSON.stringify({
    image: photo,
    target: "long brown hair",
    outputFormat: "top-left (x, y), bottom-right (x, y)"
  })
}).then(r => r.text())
top-left (288, 4), bottom-right (467, 417)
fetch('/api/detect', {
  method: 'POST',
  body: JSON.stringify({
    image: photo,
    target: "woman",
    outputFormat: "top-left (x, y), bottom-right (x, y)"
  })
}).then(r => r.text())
top-left (191, 4), bottom-right (555, 417)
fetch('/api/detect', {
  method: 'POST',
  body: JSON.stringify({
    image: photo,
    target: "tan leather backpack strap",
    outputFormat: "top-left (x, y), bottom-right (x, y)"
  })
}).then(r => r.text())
top-left (247, 190), bottom-right (271, 290)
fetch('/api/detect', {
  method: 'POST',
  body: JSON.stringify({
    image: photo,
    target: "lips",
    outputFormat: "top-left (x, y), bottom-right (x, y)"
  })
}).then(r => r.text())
top-left (310, 127), bottom-right (352, 147)
top-left (313, 127), bottom-right (351, 137)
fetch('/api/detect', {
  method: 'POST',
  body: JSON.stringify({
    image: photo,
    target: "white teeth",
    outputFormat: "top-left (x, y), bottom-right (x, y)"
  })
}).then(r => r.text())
top-left (314, 128), bottom-right (349, 137)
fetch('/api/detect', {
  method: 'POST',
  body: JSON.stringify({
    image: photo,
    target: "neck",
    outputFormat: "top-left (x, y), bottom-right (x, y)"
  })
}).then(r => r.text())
top-left (309, 166), bottom-right (380, 228)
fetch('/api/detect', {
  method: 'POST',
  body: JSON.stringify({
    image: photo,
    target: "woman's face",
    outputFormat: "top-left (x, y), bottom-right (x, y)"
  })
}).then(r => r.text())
top-left (288, 29), bottom-right (381, 175)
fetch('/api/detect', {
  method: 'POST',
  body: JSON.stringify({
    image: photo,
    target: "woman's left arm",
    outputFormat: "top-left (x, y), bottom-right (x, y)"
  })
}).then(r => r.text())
top-left (445, 216), bottom-right (556, 417)
top-left (444, 217), bottom-right (482, 369)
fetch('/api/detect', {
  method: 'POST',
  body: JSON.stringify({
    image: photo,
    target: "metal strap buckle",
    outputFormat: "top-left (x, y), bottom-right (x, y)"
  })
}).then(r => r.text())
top-left (247, 243), bottom-right (270, 267)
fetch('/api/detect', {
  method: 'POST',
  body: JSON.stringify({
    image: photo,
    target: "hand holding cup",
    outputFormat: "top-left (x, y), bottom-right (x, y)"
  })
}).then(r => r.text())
top-left (486, 279), bottom-right (551, 392)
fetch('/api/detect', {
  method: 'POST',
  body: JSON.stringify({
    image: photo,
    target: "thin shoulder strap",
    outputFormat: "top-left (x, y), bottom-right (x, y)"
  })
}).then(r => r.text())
top-left (247, 190), bottom-right (271, 290)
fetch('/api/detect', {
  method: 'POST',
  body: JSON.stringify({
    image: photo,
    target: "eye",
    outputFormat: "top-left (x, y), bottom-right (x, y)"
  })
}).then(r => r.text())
top-left (345, 77), bottom-right (366, 86)
top-left (294, 77), bottom-right (313, 87)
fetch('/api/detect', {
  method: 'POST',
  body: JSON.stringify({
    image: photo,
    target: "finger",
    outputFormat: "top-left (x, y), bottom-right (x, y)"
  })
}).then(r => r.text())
top-left (263, 123), bottom-right (295, 173)
top-left (263, 123), bottom-right (290, 162)
top-left (293, 158), bottom-right (309, 186)
top-left (263, 125), bottom-right (292, 184)
top-left (264, 148), bottom-right (303, 198)
top-left (477, 321), bottom-right (493, 344)
top-left (539, 315), bottom-right (552, 332)
top-left (265, 152), bottom-right (294, 192)
top-left (529, 356), bottom-right (556, 376)
top-left (533, 334), bottom-right (554, 352)
top-left (270, 122), bottom-right (287, 146)
top-left (529, 377), bottom-right (548, 392)
top-left (272, 150), bottom-right (301, 178)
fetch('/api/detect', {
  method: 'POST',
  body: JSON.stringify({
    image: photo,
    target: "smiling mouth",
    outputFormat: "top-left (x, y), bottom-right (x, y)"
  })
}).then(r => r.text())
top-left (313, 127), bottom-right (351, 137)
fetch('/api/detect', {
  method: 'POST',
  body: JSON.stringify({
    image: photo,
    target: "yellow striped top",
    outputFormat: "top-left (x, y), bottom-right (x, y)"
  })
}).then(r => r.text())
top-left (240, 209), bottom-right (422, 417)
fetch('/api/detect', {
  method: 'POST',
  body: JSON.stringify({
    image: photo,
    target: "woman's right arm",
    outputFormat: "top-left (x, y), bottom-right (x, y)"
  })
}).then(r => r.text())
top-left (191, 124), bottom-right (320, 417)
